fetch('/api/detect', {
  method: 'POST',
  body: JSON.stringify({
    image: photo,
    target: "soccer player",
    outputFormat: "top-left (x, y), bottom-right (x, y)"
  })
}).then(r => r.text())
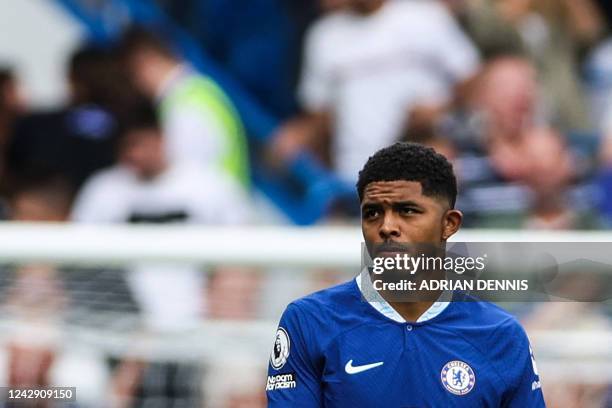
top-left (266, 143), bottom-right (545, 407)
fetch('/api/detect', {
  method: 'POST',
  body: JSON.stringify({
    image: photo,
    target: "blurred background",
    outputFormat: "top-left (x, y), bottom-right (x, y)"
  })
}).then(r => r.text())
top-left (0, 0), bottom-right (611, 406)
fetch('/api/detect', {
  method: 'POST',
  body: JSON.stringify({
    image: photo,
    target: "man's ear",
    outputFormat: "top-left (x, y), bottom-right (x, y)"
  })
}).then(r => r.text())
top-left (442, 209), bottom-right (462, 241)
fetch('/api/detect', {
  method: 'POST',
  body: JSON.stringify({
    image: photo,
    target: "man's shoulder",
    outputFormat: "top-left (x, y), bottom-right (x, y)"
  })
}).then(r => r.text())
top-left (83, 165), bottom-right (134, 191)
top-left (449, 297), bottom-right (529, 348)
top-left (390, 0), bottom-right (448, 14)
top-left (72, 165), bottom-right (135, 222)
top-left (449, 299), bottom-right (538, 390)
top-left (163, 71), bottom-right (229, 107)
top-left (309, 11), bottom-right (353, 36)
top-left (384, 0), bottom-right (458, 36)
top-left (280, 280), bottom-right (369, 352)
top-left (386, 0), bottom-right (452, 22)
top-left (306, 1), bottom-right (453, 47)
top-left (289, 279), bottom-right (359, 316)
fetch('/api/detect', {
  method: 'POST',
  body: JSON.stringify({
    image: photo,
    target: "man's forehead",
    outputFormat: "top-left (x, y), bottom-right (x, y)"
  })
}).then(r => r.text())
top-left (363, 180), bottom-right (423, 201)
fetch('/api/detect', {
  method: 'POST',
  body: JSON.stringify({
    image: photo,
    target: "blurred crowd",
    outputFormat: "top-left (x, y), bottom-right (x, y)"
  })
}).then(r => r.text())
top-left (0, 0), bottom-right (612, 406)
top-left (269, 0), bottom-right (612, 230)
top-left (2, 0), bottom-right (612, 229)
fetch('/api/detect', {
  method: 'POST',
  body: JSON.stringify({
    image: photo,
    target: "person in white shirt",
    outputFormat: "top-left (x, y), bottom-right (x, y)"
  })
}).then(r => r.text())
top-left (72, 104), bottom-right (251, 332)
top-left (72, 103), bottom-right (253, 406)
top-left (272, 0), bottom-right (480, 183)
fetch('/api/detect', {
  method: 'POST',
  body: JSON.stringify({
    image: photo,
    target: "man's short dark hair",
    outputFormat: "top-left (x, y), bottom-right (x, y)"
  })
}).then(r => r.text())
top-left (119, 102), bottom-right (159, 136)
top-left (356, 142), bottom-right (457, 208)
top-left (119, 26), bottom-right (176, 60)
top-left (115, 102), bottom-right (160, 153)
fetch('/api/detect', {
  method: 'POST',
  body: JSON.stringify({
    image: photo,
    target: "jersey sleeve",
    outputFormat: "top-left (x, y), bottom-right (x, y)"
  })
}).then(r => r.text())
top-left (266, 303), bottom-right (323, 407)
top-left (500, 322), bottom-right (546, 407)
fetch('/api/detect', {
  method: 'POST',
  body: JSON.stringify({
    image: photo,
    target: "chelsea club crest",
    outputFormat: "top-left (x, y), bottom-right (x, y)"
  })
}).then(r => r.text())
top-left (441, 360), bottom-right (476, 395)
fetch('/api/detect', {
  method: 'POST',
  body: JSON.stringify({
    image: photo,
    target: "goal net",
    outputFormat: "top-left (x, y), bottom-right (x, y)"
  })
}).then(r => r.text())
top-left (0, 224), bottom-right (609, 407)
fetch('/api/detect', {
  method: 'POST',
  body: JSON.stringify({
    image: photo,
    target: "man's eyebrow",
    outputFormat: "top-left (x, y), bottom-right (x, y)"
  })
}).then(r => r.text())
top-left (392, 200), bottom-right (422, 207)
top-left (361, 200), bottom-right (423, 209)
top-left (361, 202), bottom-right (383, 210)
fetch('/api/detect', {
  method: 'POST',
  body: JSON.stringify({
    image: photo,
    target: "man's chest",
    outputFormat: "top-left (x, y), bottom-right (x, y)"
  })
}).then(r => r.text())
top-left (319, 324), bottom-right (506, 407)
top-left (318, 15), bottom-right (441, 86)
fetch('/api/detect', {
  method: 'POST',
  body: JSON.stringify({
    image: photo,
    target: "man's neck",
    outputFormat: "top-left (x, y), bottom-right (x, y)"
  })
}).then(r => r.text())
top-left (137, 161), bottom-right (169, 182)
top-left (155, 63), bottom-right (186, 102)
top-left (350, 0), bottom-right (385, 16)
top-left (387, 299), bottom-right (438, 323)
top-left (376, 268), bottom-right (446, 322)
top-left (357, 268), bottom-right (450, 323)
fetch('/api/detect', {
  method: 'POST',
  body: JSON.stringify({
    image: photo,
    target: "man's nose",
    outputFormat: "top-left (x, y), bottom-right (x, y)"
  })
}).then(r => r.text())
top-left (379, 212), bottom-right (401, 240)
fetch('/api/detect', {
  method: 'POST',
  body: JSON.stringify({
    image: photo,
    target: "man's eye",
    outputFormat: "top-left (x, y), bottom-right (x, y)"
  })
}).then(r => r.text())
top-left (399, 207), bottom-right (417, 215)
top-left (363, 209), bottom-right (379, 219)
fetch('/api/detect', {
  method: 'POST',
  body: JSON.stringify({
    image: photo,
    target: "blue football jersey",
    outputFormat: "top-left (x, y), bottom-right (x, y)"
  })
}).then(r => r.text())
top-left (266, 278), bottom-right (545, 407)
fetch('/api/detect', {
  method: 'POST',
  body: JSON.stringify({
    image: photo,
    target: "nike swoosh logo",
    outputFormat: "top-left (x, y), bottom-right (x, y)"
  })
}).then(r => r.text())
top-left (345, 359), bottom-right (384, 374)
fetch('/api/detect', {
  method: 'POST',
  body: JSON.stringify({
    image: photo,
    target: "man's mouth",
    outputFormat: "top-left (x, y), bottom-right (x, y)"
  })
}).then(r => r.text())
top-left (374, 243), bottom-right (409, 257)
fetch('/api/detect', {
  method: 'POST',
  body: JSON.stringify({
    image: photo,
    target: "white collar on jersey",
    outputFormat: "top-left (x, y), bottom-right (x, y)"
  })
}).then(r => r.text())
top-left (355, 270), bottom-right (451, 323)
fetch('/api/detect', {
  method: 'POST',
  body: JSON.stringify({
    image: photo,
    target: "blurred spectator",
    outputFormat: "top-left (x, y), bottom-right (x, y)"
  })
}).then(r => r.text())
top-left (469, 56), bottom-right (539, 154)
top-left (595, 0), bottom-right (612, 30)
top-left (413, 56), bottom-right (540, 175)
top-left (585, 38), bottom-right (612, 133)
top-left (319, 0), bottom-right (349, 12)
top-left (8, 175), bottom-right (73, 222)
top-left (71, 103), bottom-right (253, 407)
top-left (72, 103), bottom-right (251, 326)
top-left (520, 128), bottom-right (581, 230)
top-left (271, 0), bottom-right (480, 184)
top-left (0, 67), bottom-right (25, 155)
top-left (68, 45), bottom-right (144, 118)
top-left (0, 67), bottom-right (26, 218)
top-left (3, 177), bottom-right (70, 394)
top-left (472, 62), bottom-right (597, 229)
top-left (204, 355), bottom-right (266, 408)
top-left (5, 46), bottom-right (125, 192)
top-left (602, 106), bottom-right (612, 165)
top-left (420, 56), bottom-right (598, 228)
top-left (466, 56), bottom-right (542, 182)
top-left (587, 9), bottom-right (612, 221)
top-left (206, 269), bottom-right (262, 320)
top-left (458, 0), bottom-right (605, 131)
top-left (589, 34), bottom-right (612, 169)
top-left (120, 27), bottom-right (250, 188)
top-left (4, 265), bottom-right (64, 392)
